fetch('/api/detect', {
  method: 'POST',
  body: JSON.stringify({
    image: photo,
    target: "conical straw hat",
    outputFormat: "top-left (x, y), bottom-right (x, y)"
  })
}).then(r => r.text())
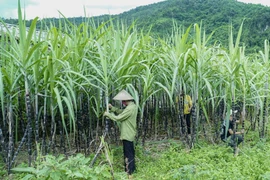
top-left (230, 109), bottom-right (238, 115)
top-left (113, 90), bottom-right (134, 101)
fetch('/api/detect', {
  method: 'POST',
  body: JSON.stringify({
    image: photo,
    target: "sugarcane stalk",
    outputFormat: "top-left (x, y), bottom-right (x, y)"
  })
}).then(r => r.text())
top-left (34, 89), bottom-right (39, 144)
top-left (90, 134), bottom-right (104, 167)
top-left (47, 103), bottom-right (56, 154)
top-left (241, 79), bottom-right (246, 146)
top-left (41, 94), bottom-right (47, 155)
top-left (82, 95), bottom-right (88, 155)
top-left (18, 92), bottom-right (25, 139)
top-left (256, 107), bottom-right (260, 134)
top-left (201, 109), bottom-right (207, 139)
top-left (251, 104), bottom-right (259, 131)
top-left (231, 86), bottom-right (239, 155)
top-left (0, 128), bottom-right (7, 163)
top-left (190, 103), bottom-right (196, 147)
top-left (7, 101), bottom-right (14, 174)
top-left (78, 93), bottom-right (84, 152)
top-left (163, 94), bottom-right (168, 136)
top-left (217, 98), bottom-right (224, 141)
top-left (142, 108), bottom-right (148, 146)
top-left (258, 99), bottom-right (263, 138)
top-left (241, 106), bottom-right (246, 145)
top-left (101, 136), bottom-right (114, 178)
top-left (262, 75), bottom-right (268, 138)
top-left (105, 94), bottom-right (109, 135)
top-left (143, 102), bottom-right (148, 142)
top-left (170, 95), bottom-right (175, 138)
top-left (58, 116), bottom-right (65, 155)
top-left (265, 102), bottom-right (269, 139)
top-left (10, 128), bottom-right (28, 168)
top-left (90, 89), bottom-right (111, 166)
top-left (87, 99), bottom-right (93, 155)
top-left (25, 91), bottom-right (32, 167)
top-left (262, 96), bottom-right (267, 138)
top-left (147, 100), bottom-right (152, 139)
top-left (179, 94), bottom-right (187, 138)
top-left (136, 95), bottom-right (145, 145)
top-left (177, 94), bottom-right (183, 137)
top-left (157, 97), bottom-right (163, 138)
top-left (75, 108), bottom-right (80, 153)
top-left (32, 89), bottom-right (39, 162)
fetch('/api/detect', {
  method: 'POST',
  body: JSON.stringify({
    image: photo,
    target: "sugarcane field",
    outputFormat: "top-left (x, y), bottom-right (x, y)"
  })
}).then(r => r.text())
top-left (0, 1), bottom-right (270, 180)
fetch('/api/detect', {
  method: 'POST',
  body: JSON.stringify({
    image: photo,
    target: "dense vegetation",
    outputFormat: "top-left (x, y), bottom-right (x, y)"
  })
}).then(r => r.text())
top-left (98, 0), bottom-right (270, 53)
top-left (2, 0), bottom-right (270, 53)
top-left (2, 130), bottom-right (270, 179)
top-left (0, 0), bottom-right (270, 179)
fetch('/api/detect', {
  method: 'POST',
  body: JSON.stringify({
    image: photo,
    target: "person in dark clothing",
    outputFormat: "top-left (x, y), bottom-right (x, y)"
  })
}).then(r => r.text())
top-left (221, 110), bottom-right (244, 156)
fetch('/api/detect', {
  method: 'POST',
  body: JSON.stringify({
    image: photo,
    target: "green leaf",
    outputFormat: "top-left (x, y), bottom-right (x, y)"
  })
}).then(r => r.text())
top-left (11, 167), bottom-right (36, 173)
top-left (72, 172), bottom-right (84, 178)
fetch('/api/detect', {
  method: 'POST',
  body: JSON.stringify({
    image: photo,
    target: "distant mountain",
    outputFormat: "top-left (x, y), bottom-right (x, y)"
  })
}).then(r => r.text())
top-left (95, 0), bottom-right (270, 53)
top-left (3, 0), bottom-right (270, 53)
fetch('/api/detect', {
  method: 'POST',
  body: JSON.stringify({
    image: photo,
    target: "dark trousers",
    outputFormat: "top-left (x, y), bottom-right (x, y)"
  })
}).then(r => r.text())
top-left (123, 140), bottom-right (136, 175)
top-left (184, 113), bottom-right (191, 134)
top-left (228, 134), bottom-right (243, 147)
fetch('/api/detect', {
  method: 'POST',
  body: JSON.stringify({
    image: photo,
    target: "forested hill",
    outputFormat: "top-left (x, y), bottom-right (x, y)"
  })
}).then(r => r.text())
top-left (3, 0), bottom-right (270, 52)
top-left (94, 0), bottom-right (270, 53)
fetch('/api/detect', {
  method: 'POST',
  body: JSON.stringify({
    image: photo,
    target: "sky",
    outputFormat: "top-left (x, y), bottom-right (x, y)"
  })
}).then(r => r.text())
top-left (0, 0), bottom-right (270, 20)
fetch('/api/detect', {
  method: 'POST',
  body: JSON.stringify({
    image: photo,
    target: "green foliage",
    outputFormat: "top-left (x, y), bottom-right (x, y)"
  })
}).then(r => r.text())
top-left (128, 133), bottom-right (270, 180)
top-left (94, 0), bottom-right (270, 53)
top-left (11, 153), bottom-right (112, 180)
top-left (0, 158), bottom-right (7, 177)
top-left (4, 131), bottom-right (270, 180)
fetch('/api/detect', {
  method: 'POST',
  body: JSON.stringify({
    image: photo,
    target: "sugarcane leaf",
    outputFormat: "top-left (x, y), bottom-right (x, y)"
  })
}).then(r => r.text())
top-left (11, 167), bottom-right (36, 173)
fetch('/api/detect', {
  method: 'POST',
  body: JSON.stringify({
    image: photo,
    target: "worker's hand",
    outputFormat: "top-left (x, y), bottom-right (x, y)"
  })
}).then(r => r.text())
top-left (240, 129), bottom-right (245, 134)
top-left (108, 104), bottom-right (113, 109)
top-left (103, 111), bottom-right (110, 117)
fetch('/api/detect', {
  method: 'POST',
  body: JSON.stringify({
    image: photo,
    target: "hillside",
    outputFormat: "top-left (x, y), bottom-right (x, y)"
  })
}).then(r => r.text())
top-left (95, 0), bottom-right (270, 53)
top-left (2, 0), bottom-right (270, 53)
